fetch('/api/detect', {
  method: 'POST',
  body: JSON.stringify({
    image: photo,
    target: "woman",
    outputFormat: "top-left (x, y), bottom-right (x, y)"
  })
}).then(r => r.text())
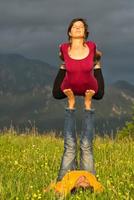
top-left (53, 18), bottom-right (105, 183)
top-left (52, 21), bottom-right (104, 103)
top-left (52, 55), bottom-right (104, 101)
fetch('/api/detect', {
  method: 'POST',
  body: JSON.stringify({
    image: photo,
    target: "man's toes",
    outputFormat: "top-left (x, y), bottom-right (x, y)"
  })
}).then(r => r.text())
top-left (67, 90), bottom-right (74, 98)
top-left (63, 89), bottom-right (74, 97)
top-left (64, 89), bottom-right (71, 93)
top-left (68, 89), bottom-right (74, 95)
top-left (85, 89), bottom-right (95, 94)
top-left (85, 90), bottom-right (95, 97)
top-left (64, 88), bottom-right (73, 94)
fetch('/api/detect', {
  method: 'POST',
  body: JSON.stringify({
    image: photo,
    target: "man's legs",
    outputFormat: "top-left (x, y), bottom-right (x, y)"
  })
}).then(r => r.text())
top-left (79, 108), bottom-right (96, 175)
top-left (57, 107), bottom-right (77, 181)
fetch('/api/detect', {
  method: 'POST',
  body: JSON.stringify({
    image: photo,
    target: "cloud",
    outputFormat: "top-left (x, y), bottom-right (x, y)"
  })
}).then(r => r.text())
top-left (0, 0), bottom-right (134, 84)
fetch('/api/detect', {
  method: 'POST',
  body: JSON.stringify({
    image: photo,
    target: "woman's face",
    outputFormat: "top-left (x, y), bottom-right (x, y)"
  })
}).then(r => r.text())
top-left (69, 21), bottom-right (85, 39)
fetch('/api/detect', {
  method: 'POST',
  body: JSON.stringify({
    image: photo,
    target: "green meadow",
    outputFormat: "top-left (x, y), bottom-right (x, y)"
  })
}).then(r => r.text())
top-left (0, 131), bottom-right (133, 200)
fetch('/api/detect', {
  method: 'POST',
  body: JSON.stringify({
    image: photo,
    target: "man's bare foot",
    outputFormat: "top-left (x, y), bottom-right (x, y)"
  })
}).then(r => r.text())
top-left (63, 89), bottom-right (75, 109)
top-left (84, 90), bottom-right (95, 110)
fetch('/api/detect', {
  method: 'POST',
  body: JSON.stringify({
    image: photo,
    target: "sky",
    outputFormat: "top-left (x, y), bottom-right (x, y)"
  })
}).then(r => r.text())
top-left (0, 0), bottom-right (134, 84)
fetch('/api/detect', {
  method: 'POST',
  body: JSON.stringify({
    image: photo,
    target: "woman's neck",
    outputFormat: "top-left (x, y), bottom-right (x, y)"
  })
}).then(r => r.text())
top-left (70, 38), bottom-right (86, 48)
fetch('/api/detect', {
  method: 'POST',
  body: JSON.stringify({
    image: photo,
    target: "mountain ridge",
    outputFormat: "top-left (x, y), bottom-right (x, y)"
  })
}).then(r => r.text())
top-left (0, 53), bottom-right (133, 135)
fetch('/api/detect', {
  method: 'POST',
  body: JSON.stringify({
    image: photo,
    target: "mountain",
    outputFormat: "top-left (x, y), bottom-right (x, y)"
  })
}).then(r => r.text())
top-left (0, 53), bottom-right (56, 93)
top-left (0, 54), bottom-right (133, 136)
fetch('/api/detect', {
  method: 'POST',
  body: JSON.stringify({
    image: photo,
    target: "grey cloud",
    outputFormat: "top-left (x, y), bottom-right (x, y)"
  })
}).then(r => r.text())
top-left (0, 0), bottom-right (134, 84)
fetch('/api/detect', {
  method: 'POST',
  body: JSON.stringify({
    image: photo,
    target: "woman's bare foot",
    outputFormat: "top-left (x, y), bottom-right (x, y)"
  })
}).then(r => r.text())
top-left (84, 90), bottom-right (95, 110)
top-left (63, 89), bottom-right (75, 109)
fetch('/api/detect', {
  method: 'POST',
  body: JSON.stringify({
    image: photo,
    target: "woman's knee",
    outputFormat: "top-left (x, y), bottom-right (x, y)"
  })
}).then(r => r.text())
top-left (93, 90), bottom-right (104, 100)
top-left (52, 89), bottom-right (66, 99)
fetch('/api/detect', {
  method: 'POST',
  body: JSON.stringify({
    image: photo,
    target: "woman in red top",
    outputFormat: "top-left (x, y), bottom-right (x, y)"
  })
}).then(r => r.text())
top-left (59, 19), bottom-right (102, 110)
top-left (56, 18), bottom-right (104, 187)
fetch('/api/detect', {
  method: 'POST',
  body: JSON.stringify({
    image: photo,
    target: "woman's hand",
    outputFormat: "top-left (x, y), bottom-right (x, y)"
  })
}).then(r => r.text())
top-left (60, 62), bottom-right (66, 70)
top-left (59, 51), bottom-right (64, 61)
top-left (94, 49), bottom-right (102, 69)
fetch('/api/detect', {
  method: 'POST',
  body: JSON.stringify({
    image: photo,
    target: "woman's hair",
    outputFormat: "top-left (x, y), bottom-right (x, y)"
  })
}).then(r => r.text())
top-left (67, 18), bottom-right (89, 43)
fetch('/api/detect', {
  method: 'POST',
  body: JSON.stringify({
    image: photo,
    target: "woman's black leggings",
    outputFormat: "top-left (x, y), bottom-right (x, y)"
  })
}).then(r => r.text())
top-left (52, 68), bottom-right (104, 100)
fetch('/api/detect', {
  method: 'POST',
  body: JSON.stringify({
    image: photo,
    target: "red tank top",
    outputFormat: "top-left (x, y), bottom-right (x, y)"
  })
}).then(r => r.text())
top-left (59, 40), bottom-right (98, 96)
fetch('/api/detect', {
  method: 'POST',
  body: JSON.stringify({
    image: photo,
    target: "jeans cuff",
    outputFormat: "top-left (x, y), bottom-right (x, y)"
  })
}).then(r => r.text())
top-left (65, 107), bottom-right (76, 112)
top-left (84, 108), bottom-right (95, 113)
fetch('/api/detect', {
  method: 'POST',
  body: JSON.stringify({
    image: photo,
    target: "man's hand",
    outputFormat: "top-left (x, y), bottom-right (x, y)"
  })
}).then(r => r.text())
top-left (74, 176), bottom-right (90, 189)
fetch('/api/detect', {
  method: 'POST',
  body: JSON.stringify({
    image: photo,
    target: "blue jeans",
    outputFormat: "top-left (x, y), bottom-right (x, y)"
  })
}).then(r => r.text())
top-left (57, 107), bottom-right (96, 181)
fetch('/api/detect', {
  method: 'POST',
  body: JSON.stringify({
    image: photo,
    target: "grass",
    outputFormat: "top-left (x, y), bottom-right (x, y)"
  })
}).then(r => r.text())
top-left (0, 131), bottom-right (133, 200)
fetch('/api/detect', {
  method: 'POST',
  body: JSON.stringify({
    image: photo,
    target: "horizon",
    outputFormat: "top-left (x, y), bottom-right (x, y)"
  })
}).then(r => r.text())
top-left (0, 52), bottom-right (134, 86)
